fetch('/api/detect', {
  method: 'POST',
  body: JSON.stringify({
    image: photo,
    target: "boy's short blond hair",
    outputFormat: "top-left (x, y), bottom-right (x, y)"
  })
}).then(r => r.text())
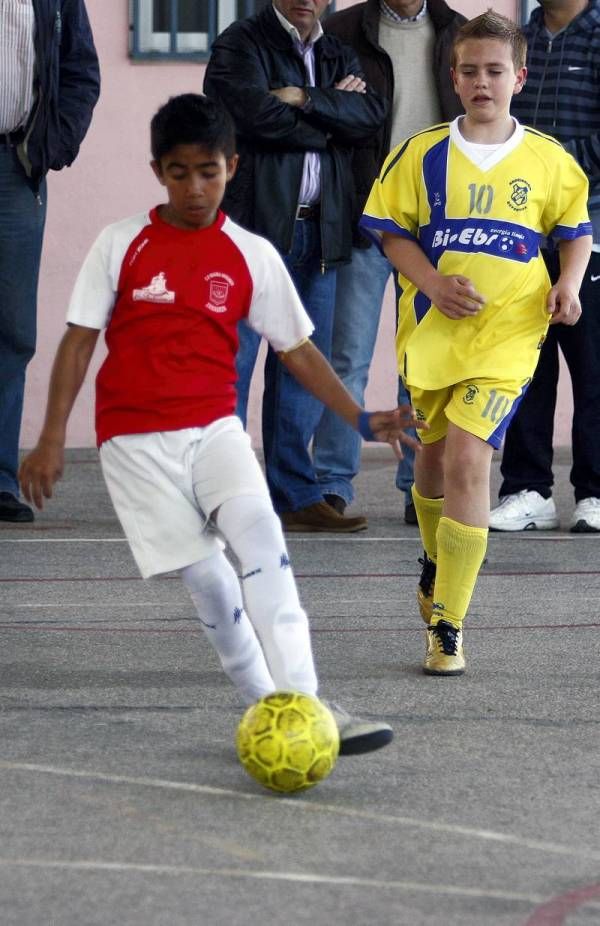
top-left (451, 11), bottom-right (527, 71)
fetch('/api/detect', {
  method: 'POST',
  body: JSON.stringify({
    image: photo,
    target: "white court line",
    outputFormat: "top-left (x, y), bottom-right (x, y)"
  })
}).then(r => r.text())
top-left (0, 534), bottom-right (587, 544)
top-left (3, 601), bottom-right (394, 611)
top-left (284, 534), bottom-right (588, 542)
top-left (3, 603), bottom-right (176, 610)
top-left (0, 538), bottom-right (127, 544)
top-left (0, 856), bottom-right (545, 903)
top-left (2, 760), bottom-right (600, 865)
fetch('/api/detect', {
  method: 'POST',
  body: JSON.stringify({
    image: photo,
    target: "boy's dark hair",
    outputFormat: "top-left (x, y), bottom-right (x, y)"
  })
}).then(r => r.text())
top-left (150, 93), bottom-right (236, 162)
top-left (451, 11), bottom-right (527, 71)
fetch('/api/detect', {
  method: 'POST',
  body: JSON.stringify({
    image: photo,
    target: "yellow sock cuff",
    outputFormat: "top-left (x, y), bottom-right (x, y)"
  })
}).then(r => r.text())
top-left (432, 517), bottom-right (488, 627)
top-left (437, 516), bottom-right (488, 551)
top-left (412, 485), bottom-right (444, 562)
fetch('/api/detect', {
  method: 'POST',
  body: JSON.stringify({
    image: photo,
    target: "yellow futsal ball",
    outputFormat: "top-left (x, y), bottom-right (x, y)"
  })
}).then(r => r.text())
top-left (236, 691), bottom-right (339, 793)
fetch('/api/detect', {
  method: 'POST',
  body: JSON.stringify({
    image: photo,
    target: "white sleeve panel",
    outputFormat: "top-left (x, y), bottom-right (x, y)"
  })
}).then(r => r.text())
top-left (222, 218), bottom-right (314, 352)
top-left (66, 213), bottom-right (151, 330)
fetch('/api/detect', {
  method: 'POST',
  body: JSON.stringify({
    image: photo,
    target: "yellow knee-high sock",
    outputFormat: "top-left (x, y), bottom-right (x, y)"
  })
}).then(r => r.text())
top-left (412, 485), bottom-right (444, 562)
top-left (432, 517), bottom-right (488, 629)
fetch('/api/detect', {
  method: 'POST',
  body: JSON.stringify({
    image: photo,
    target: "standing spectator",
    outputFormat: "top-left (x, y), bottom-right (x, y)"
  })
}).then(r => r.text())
top-left (489, 0), bottom-right (600, 533)
top-left (203, 0), bottom-right (387, 532)
top-left (312, 0), bottom-right (465, 526)
top-left (0, 0), bottom-right (100, 523)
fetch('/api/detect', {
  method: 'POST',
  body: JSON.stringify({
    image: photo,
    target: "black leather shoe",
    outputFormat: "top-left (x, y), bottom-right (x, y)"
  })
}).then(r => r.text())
top-left (404, 501), bottom-right (418, 525)
top-left (0, 492), bottom-right (34, 523)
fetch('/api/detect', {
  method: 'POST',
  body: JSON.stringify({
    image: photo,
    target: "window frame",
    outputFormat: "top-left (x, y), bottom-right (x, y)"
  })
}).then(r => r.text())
top-left (520, 0), bottom-right (536, 24)
top-left (129, 0), bottom-right (267, 62)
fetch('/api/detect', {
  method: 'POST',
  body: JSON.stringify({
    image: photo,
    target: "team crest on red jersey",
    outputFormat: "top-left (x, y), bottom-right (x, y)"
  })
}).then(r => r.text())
top-left (205, 271), bottom-right (234, 313)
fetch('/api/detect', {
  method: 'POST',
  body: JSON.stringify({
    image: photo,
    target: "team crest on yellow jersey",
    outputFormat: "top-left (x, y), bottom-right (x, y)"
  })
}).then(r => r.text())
top-left (508, 178), bottom-right (531, 212)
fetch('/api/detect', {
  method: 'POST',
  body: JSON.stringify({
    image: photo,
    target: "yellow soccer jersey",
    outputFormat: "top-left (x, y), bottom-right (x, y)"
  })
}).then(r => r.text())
top-left (360, 118), bottom-right (591, 391)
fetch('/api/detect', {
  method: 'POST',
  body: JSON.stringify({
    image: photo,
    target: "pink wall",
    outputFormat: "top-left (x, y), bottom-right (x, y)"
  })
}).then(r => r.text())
top-left (21, 0), bottom-right (574, 450)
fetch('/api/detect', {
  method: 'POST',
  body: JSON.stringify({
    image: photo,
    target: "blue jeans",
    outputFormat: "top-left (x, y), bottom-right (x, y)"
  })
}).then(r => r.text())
top-left (312, 244), bottom-right (391, 504)
top-left (395, 377), bottom-right (416, 499)
top-left (0, 146), bottom-right (47, 495)
top-left (235, 319), bottom-right (260, 427)
top-left (392, 275), bottom-right (416, 501)
top-left (236, 218), bottom-right (337, 513)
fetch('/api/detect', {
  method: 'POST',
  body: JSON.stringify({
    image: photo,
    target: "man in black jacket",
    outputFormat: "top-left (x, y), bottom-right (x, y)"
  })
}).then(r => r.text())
top-left (311, 0), bottom-right (464, 526)
top-left (204, 0), bottom-right (387, 532)
top-left (0, 0), bottom-right (100, 522)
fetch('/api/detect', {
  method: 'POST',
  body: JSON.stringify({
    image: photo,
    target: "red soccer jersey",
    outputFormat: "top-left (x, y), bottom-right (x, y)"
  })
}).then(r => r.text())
top-left (67, 209), bottom-right (312, 445)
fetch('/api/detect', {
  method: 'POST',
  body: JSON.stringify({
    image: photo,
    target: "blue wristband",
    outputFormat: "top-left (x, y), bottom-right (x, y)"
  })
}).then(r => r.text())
top-left (358, 410), bottom-right (377, 442)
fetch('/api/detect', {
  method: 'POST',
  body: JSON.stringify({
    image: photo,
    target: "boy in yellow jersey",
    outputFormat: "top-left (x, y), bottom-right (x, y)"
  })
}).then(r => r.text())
top-left (360, 11), bottom-right (592, 675)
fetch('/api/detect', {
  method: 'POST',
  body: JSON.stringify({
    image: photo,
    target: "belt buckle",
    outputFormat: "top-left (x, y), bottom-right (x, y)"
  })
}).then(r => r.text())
top-left (296, 204), bottom-right (317, 220)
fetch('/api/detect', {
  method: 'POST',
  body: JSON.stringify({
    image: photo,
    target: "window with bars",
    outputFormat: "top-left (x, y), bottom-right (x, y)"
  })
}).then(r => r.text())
top-left (130, 0), bottom-right (271, 60)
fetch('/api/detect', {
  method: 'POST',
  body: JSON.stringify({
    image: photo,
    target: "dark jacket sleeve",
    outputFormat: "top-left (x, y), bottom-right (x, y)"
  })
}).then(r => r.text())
top-left (564, 136), bottom-right (600, 182)
top-left (203, 29), bottom-right (329, 151)
top-left (304, 46), bottom-right (388, 143)
top-left (52, 0), bottom-right (100, 169)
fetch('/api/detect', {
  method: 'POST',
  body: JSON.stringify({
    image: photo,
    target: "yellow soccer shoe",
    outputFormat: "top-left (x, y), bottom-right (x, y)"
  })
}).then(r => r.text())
top-left (423, 619), bottom-right (466, 676)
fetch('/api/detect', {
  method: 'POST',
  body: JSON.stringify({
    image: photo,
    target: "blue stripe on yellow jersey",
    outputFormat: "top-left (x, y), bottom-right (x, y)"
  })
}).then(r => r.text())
top-left (360, 117), bottom-right (591, 391)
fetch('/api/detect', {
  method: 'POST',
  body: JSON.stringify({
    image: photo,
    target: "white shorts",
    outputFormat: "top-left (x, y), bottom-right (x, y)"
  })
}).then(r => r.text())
top-left (99, 417), bottom-right (271, 578)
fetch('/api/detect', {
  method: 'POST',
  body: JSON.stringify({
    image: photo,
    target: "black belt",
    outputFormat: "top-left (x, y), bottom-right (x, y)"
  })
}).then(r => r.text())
top-left (296, 204), bottom-right (320, 220)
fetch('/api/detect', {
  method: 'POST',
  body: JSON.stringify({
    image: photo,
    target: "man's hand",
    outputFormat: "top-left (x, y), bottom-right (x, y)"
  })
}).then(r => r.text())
top-left (270, 86), bottom-right (307, 107)
top-left (19, 440), bottom-right (65, 511)
top-left (364, 405), bottom-right (427, 460)
top-left (427, 272), bottom-right (486, 319)
top-left (269, 74), bottom-right (366, 109)
top-left (546, 280), bottom-right (582, 326)
top-left (334, 74), bottom-right (366, 93)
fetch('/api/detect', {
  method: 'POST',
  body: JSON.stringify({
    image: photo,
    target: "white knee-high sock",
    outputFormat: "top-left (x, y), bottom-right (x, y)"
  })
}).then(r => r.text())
top-left (216, 495), bottom-right (318, 696)
top-left (181, 552), bottom-right (275, 704)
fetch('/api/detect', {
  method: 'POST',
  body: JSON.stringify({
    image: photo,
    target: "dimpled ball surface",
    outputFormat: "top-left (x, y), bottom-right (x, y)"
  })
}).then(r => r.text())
top-left (236, 692), bottom-right (339, 793)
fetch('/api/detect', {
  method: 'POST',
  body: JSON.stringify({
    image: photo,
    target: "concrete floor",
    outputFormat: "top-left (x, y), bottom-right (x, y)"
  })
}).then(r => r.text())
top-left (0, 447), bottom-right (599, 926)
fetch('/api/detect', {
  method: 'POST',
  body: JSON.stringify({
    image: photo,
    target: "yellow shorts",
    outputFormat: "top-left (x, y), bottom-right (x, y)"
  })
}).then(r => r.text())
top-left (407, 376), bottom-right (531, 449)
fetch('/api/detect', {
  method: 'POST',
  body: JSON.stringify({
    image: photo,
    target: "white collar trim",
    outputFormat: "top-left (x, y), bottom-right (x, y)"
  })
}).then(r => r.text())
top-left (450, 116), bottom-right (524, 171)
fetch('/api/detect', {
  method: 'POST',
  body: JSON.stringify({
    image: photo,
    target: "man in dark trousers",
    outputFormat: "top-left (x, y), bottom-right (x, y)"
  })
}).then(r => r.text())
top-left (489, 0), bottom-right (600, 534)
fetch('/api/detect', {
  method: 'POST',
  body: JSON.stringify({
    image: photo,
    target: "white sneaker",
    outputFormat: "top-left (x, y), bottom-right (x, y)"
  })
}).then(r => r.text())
top-left (489, 490), bottom-right (559, 531)
top-left (320, 700), bottom-right (393, 755)
top-left (570, 497), bottom-right (600, 533)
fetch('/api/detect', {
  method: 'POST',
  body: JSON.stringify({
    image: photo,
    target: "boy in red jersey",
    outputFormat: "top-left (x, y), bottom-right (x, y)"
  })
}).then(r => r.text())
top-left (19, 94), bottom-right (420, 755)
